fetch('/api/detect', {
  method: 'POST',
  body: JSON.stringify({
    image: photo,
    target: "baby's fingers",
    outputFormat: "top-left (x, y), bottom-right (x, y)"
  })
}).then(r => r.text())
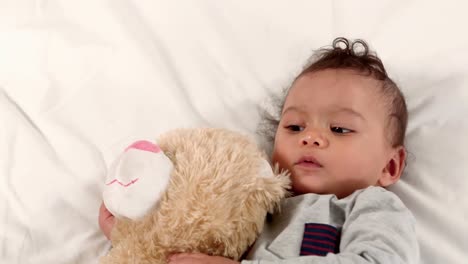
top-left (168, 253), bottom-right (239, 264)
top-left (98, 202), bottom-right (115, 240)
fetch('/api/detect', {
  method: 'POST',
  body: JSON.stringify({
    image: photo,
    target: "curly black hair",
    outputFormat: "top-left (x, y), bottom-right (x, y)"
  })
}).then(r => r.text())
top-left (257, 37), bottom-right (407, 149)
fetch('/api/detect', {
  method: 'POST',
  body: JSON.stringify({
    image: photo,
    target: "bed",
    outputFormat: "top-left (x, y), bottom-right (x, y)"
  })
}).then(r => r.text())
top-left (1, 1), bottom-right (467, 263)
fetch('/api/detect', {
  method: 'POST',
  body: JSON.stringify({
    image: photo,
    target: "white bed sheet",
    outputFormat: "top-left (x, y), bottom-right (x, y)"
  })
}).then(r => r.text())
top-left (1, 1), bottom-right (467, 263)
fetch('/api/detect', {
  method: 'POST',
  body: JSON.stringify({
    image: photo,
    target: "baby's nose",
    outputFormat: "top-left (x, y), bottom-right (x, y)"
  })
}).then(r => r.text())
top-left (301, 132), bottom-right (329, 148)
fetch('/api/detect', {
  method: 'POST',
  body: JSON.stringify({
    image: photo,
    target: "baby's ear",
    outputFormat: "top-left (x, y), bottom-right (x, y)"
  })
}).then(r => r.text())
top-left (379, 146), bottom-right (406, 187)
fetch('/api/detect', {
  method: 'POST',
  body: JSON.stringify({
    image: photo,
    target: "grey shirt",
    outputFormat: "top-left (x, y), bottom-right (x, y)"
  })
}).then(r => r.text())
top-left (242, 186), bottom-right (419, 264)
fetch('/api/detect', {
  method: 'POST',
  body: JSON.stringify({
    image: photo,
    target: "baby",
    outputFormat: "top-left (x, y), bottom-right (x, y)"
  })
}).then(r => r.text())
top-left (99, 37), bottom-right (419, 263)
top-left (167, 38), bottom-right (419, 263)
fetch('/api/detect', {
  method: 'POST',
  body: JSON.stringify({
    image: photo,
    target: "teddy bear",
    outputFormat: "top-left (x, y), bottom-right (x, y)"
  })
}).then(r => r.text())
top-left (99, 127), bottom-right (290, 264)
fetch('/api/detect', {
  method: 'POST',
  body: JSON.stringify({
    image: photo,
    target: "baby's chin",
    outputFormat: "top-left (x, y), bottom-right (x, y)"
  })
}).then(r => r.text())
top-left (290, 179), bottom-right (325, 196)
top-left (289, 173), bottom-right (348, 197)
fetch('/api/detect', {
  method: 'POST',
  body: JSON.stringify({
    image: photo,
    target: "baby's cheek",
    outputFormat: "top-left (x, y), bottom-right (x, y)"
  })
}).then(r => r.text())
top-left (272, 137), bottom-right (292, 164)
top-left (271, 151), bottom-right (280, 166)
top-left (335, 150), bottom-right (366, 173)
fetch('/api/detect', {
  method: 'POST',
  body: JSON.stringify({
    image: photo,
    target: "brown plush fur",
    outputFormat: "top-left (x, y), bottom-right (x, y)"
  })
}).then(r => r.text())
top-left (100, 128), bottom-right (290, 264)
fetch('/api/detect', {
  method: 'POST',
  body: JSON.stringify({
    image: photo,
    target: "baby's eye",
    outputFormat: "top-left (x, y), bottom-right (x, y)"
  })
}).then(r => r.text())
top-left (285, 125), bottom-right (304, 132)
top-left (330, 126), bottom-right (353, 134)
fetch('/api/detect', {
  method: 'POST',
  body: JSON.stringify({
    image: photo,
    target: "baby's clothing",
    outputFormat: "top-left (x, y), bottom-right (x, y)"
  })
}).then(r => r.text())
top-left (242, 186), bottom-right (419, 264)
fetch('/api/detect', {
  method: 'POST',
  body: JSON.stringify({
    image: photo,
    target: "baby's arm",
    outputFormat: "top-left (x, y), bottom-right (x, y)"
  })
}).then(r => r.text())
top-left (241, 188), bottom-right (419, 264)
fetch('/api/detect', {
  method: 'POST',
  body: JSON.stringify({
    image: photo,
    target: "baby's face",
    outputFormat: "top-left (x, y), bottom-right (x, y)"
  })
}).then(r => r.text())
top-left (272, 69), bottom-right (396, 198)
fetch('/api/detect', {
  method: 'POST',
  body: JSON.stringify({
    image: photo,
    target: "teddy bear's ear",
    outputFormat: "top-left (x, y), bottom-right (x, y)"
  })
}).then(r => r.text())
top-left (253, 160), bottom-right (291, 213)
top-left (103, 140), bottom-right (173, 220)
top-left (258, 158), bottom-right (275, 178)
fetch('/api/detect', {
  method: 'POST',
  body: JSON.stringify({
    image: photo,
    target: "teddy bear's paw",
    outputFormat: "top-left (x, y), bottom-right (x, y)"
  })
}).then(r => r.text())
top-left (103, 140), bottom-right (173, 220)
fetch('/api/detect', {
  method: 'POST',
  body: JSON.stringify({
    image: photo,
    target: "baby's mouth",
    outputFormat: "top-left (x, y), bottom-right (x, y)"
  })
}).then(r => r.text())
top-left (295, 156), bottom-right (323, 168)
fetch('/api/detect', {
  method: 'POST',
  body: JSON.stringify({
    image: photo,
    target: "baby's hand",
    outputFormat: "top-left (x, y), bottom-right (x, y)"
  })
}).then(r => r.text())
top-left (98, 201), bottom-right (115, 240)
top-left (168, 253), bottom-right (240, 264)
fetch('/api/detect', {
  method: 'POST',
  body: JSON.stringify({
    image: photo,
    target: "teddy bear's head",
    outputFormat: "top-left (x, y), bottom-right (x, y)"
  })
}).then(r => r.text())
top-left (101, 128), bottom-right (290, 264)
